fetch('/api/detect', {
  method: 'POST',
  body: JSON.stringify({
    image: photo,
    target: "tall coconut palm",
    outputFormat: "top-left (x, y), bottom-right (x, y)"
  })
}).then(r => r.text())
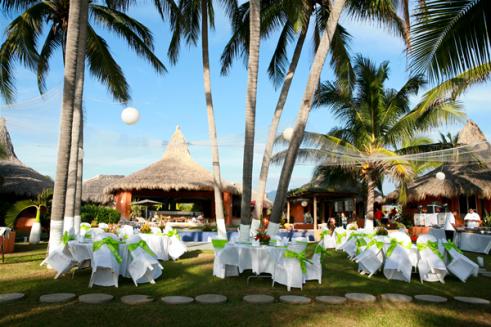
top-left (221, 0), bottom-right (408, 222)
top-left (273, 55), bottom-right (463, 228)
top-left (166, 0), bottom-right (237, 238)
top-left (0, 1), bottom-right (166, 245)
top-left (268, 0), bottom-right (421, 230)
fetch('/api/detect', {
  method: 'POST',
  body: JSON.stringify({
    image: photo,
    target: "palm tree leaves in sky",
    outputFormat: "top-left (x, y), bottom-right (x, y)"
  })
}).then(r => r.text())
top-left (0, 0), bottom-right (167, 104)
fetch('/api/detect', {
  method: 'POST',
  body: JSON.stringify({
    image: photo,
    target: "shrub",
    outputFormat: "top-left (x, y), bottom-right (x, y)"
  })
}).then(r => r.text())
top-left (80, 204), bottom-right (120, 224)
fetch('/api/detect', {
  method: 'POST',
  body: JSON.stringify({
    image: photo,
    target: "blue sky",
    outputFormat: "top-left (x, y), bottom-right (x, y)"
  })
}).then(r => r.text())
top-left (1, 3), bottom-right (490, 195)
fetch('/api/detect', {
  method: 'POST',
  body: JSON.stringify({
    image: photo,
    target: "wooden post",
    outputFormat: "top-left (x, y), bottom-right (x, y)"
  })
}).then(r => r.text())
top-left (314, 196), bottom-right (319, 241)
top-left (286, 201), bottom-right (290, 223)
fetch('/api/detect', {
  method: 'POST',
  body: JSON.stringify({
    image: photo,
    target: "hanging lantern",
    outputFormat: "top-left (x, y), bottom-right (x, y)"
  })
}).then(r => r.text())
top-left (301, 200), bottom-right (308, 207)
top-left (282, 127), bottom-right (294, 141)
top-left (436, 171), bottom-right (446, 181)
top-left (121, 107), bottom-right (140, 125)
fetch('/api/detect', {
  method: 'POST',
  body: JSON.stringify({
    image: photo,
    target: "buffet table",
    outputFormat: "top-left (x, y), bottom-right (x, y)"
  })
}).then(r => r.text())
top-left (456, 232), bottom-right (491, 254)
top-left (414, 213), bottom-right (446, 226)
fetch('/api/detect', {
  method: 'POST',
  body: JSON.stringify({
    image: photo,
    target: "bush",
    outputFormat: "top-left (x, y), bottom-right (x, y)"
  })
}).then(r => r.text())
top-left (80, 204), bottom-right (120, 224)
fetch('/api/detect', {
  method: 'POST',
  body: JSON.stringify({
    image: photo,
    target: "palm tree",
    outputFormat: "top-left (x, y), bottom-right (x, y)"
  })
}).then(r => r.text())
top-left (166, 0), bottom-right (237, 238)
top-left (222, 0), bottom-right (409, 222)
top-left (0, 0), bottom-right (166, 248)
top-left (273, 55), bottom-right (463, 228)
top-left (5, 189), bottom-right (52, 244)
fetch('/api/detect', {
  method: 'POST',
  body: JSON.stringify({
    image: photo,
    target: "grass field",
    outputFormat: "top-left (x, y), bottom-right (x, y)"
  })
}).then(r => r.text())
top-left (0, 243), bottom-right (490, 327)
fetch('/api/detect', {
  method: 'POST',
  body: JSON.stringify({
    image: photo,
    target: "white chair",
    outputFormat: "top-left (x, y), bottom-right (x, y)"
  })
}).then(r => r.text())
top-left (98, 223), bottom-right (109, 229)
top-left (211, 238), bottom-right (239, 279)
top-left (126, 235), bottom-right (163, 286)
top-left (355, 235), bottom-right (388, 277)
top-left (383, 232), bottom-right (413, 283)
top-left (89, 234), bottom-right (121, 287)
top-left (303, 242), bottom-right (322, 284)
top-left (443, 240), bottom-right (479, 282)
top-left (41, 244), bottom-right (75, 279)
top-left (151, 227), bottom-right (162, 235)
top-left (119, 225), bottom-right (134, 239)
top-left (333, 228), bottom-right (347, 250)
top-left (166, 229), bottom-right (186, 260)
top-left (139, 233), bottom-right (168, 261)
top-left (416, 234), bottom-right (447, 283)
top-left (321, 229), bottom-right (336, 249)
top-left (79, 223), bottom-right (91, 237)
top-left (272, 242), bottom-right (307, 291)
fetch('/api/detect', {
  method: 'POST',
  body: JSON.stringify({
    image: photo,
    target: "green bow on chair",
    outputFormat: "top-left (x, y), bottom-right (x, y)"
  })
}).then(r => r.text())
top-left (355, 238), bottom-right (368, 255)
top-left (335, 231), bottom-right (346, 245)
top-left (62, 231), bottom-right (75, 246)
top-left (320, 230), bottom-right (332, 240)
top-left (166, 229), bottom-right (180, 240)
top-left (92, 237), bottom-right (123, 264)
top-left (386, 239), bottom-right (412, 258)
top-left (366, 239), bottom-right (384, 251)
top-left (417, 241), bottom-right (444, 260)
top-left (443, 240), bottom-right (463, 258)
top-left (128, 240), bottom-right (156, 257)
top-left (80, 224), bottom-right (91, 232)
top-left (211, 239), bottom-right (228, 249)
top-left (284, 249), bottom-right (313, 273)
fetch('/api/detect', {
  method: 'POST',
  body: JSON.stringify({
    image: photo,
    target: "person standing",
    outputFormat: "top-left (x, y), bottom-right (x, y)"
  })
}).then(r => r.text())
top-left (341, 212), bottom-right (348, 229)
top-left (464, 208), bottom-right (481, 228)
top-left (444, 211), bottom-right (457, 241)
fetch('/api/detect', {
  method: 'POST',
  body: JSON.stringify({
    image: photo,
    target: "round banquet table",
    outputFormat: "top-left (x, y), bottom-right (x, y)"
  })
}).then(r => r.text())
top-left (220, 243), bottom-right (287, 275)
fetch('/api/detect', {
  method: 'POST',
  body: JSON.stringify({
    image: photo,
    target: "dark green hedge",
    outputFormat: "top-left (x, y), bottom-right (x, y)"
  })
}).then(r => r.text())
top-left (80, 204), bottom-right (120, 224)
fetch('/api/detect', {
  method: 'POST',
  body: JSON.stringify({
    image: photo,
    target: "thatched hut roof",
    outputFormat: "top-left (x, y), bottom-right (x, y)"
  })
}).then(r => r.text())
top-left (82, 174), bottom-right (124, 204)
top-left (104, 126), bottom-right (237, 194)
top-left (288, 173), bottom-right (363, 198)
top-left (388, 120), bottom-right (491, 202)
top-left (0, 118), bottom-right (53, 197)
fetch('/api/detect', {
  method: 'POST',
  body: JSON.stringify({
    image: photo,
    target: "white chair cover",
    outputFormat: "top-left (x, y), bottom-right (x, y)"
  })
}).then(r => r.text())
top-left (333, 227), bottom-right (347, 250)
top-left (119, 225), bottom-right (134, 239)
top-left (98, 223), bottom-right (109, 229)
top-left (89, 234), bottom-right (120, 287)
top-left (167, 232), bottom-right (186, 261)
top-left (443, 241), bottom-right (479, 282)
top-left (322, 230), bottom-right (336, 249)
top-left (212, 238), bottom-right (239, 279)
top-left (272, 242), bottom-right (307, 291)
top-left (303, 242), bottom-right (322, 284)
top-left (383, 232), bottom-right (413, 283)
top-left (151, 227), bottom-right (162, 235)
top-left (416, 234), bottom-right (447, 283)
top-left (79, 223), bottom-right (91, 237)
top-left (355, 235), bottom-right (388, 277)
top-left (126, 235), bottom-right (163, 286)
top-left (41, 244), bottom-right (75, 279)
top-left (139, 233), bottom-right (168, 261)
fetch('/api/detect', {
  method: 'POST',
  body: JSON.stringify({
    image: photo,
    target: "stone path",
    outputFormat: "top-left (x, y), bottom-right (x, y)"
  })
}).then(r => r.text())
top-left (243, 294), bottom-right (275, 304)
top-left (380, 294), bottom-right (413, 303)
top-left (79, 293), bottom-right (114, 304)
top-left (345, 293), bottom-right (376, 303)
top-left (454, 296), bottom-right (490, 305)
top-left (121, 295), bottom-right (153, 305)
top-left (40, 293), bottom-right (76, 303)
top-left (0, 293), bottom-right (24, 304)
top-left (414, 295), bottom-right (448, 303)
top-left (315, 296), bottom-right (346, 304)
top-left (161, 296), bottom-right (194, 305)
top-left (195, 294), bottom-right (227, 304)
top-left (279, 295), bottom-right (311, 304)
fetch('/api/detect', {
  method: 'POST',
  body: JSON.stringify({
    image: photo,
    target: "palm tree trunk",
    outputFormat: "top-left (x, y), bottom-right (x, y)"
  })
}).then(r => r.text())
top-left (74, 121), bottom-right (84, 235)
top-left (268, 0), bottom-right (346, 233)
top-left (201, 0), bottom-right (226, 239)
top-left (48, 0), bottom-right (89, 252)
top-left (239, 0), bottom-right (261, 241)
top-left (365, 171), bottom-right (375, 230)
top-left (255, 24), bottom-right (309, 219)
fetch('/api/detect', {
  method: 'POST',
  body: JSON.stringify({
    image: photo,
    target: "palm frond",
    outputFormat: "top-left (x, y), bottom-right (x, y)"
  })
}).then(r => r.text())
top-left (267, 21), bottom-right (295, 88)
top-left (37, 24), bottom-right (62, 94)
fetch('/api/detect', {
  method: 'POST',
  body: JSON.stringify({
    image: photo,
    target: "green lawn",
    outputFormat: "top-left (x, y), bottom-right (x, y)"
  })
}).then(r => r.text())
top-left (1, 243), bottom-right (490, 327)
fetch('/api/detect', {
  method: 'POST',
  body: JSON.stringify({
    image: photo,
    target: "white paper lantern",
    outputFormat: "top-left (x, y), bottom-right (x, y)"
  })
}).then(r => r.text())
top-left (282, 127), bottom-right (294, 141)
top-left (436, 171), bottom-right (446, 181)
top-left (121, 107), bottom-right (140, 125)
top-left (301, 200), bottom-right (308, 207)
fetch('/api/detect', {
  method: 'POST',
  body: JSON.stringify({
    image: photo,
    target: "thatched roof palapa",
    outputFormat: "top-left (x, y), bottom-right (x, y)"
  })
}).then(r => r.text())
top-left (82, 174), bottom-right (124, 204)
top-left (388, 120), bottom-right (491, 202)
top-left (104, 126), bottom-right (237, 194)
top-left (0, 118), bottom-right (53, 197)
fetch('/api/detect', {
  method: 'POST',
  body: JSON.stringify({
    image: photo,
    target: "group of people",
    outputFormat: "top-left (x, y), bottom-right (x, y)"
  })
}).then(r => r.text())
top-left (443, 208), bottom-right (482, 241)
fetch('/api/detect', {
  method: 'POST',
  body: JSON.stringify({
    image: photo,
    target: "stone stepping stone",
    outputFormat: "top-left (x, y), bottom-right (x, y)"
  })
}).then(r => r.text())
top-left (79, 293), bottom-right (114, 304)
top-left (279, 295), bottom-right (311, 304)
top-left (243, 294), bottom-right (275, 304)
top-left (454, 296), bottom-right (490, 305)
top-left (121, 295), bottom-right (153, 305)
top-left (380, 293), bottom-right (413, 303)
top-left (195, 294), bottom-right (227, 304)
top-left (40, 293), bottom-right (76, 303)
top-left (414, 295), bottom-right (447, 303)
top-left (161, 296), bottom-right (194, 305)
top-left (345, 293), bottom-right (376, 303)
top-left (0, 293), bottom-right (24, 304)
top-left (315, 296), bottom-right (346, 304)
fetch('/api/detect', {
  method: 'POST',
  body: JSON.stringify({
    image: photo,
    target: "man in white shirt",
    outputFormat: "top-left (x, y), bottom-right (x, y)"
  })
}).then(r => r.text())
top-left (464, 209), bottom-right (481, 228)
top-left (444, 211), bottom-right (457, 241)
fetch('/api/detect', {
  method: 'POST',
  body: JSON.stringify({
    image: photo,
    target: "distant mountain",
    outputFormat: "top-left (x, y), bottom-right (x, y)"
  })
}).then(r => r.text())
top-left (267, 190), bottom-right (277, 201)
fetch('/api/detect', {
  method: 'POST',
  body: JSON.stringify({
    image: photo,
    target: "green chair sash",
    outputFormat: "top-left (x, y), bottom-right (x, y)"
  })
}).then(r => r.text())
top-left (366, 239), bottom-right (384, 251)
top-left (62, 231), bottom-right (75, 246)
top-left (92, 237), bottom-right (122, 264)
top-left (284, 249), bottom-right (312, 273)
top-left (386, 239), bottom-right (412, 258)
top-left (417, 241), bottom-right (444, 260)
top-left (166, 229), bottom-right (180, 240)
top-left (211, 239), bottom-right (228, 249)
top-left (335, 231), bottom-right (346, 245)
top-left (80, 224), bottom-right (91, 232)
top-left (128, 239), bottom-right (156, 257)
top-left (443, 240), bottom-right (463, 259)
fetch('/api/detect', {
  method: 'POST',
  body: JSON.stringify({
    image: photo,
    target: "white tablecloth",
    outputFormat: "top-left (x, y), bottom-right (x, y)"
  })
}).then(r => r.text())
top-left (456, 232), bottom-right (491, 254)
top-left (224, 243), bottom-right (286, 275)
